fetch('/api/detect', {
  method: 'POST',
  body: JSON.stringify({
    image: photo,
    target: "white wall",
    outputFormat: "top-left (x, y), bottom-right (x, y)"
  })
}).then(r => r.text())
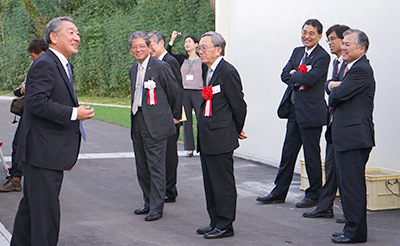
top-left (215, 0), bottom-right (400, 172)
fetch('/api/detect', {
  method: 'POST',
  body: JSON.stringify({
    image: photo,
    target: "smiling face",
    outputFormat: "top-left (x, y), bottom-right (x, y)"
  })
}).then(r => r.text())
top-left (327, 31), bottom-right (342, 57)
top-left (301, 24), bottom-right (322, 50)
top-left (341, 33), bottom-right (365, 63)
top-left (198, 35), bottom-right (221, 67)
top-left (50, 20), bottom-right (80, 59)
top-left (149, 36), bottom-right (164, 58)
top-left (130, 37), bottom-right (150, 64)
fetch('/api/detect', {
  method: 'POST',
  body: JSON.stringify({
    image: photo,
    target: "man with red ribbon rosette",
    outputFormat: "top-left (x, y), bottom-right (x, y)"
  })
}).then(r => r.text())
top-left (129, 31), bottom-right (178, 222)
top-left (256, 19), bottom-right (330, 209)
top-left (196, 31), bottom-right (247, 239)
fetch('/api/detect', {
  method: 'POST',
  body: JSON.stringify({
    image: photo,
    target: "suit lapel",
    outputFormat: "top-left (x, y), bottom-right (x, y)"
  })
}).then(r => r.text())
top-left (208, 58), bottom-right (224, 87)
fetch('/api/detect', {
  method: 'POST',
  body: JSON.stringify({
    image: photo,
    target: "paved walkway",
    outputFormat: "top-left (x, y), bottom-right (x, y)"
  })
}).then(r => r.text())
top-left (0, 96), bottom-right (399, 245)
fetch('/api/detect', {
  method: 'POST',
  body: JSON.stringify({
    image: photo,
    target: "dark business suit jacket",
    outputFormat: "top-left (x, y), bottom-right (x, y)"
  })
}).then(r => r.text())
top-left (278, 44), bottom-right (330, 128)
top-left (197, 58), bottom-right (247, 155)
top-left (18, 49), bottom-right (81, 170)
top-left (328, 55), bottom-right (375, 151)
top-left (129, 55), bottom-right (178, 141)
top-left (162, 52), bottom-right (183, 119)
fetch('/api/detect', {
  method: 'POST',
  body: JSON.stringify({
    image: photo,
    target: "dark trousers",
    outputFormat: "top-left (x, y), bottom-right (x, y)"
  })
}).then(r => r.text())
top-left (316, 142), bottom-right (337, 210)
top-left (335, 148), bottom-right (371, 242)
top-left (165, 123), bottom-right (180, 198)
top-left (9, 120), bottom-right (23, 178)
top-left (182, 89), bottom-right (202, 150)
top-left (200, 152), bottom-right (236, 230)
top-left (132, 111), bottom-right (167, 213)
top-left (272, 105), bottom-right (322, 200)
top-left (11, 162), bottom-right (64, 246)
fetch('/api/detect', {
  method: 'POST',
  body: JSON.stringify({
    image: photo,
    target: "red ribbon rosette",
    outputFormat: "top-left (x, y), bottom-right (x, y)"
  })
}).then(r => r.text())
top-left (298, 64), bottom-right (308, 73)
top-left (202, 86), bottom-right (213, 116)
top-left (297, 65), bottom-right (308, 91)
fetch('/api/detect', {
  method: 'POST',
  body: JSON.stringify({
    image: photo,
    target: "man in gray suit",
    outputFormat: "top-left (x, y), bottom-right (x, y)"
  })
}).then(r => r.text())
top-left (129, 31), bottom-right (178, 221)
top-left (328, 29), bottom-right (375, 244)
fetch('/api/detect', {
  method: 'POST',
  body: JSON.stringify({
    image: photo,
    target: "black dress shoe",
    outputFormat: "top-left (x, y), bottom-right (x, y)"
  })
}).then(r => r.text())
top-left (186, 151), bottom-right (194, 158)
top-left (332, 235), bottom-right (366, 244)
top-left (134, 207), bottom-right (149, 215)
top-left (165, 197), bottom-right (176, 203)
top-left (336, 215), bottom-right (347, 223)
top-left (332, 232), bottom-right (344, 237)
top-left (303, 208), bottom-right (334, 218)
top-left (196, 225), bottom-right (214, 235)
top-left (295, 198), bottom-right (318, 208)
top-left (144, 211), bottom-right (162, 221)
top-left (256, 193), bottom-right (285, 204)
top-left (204, 228), bottom-right (234, 239)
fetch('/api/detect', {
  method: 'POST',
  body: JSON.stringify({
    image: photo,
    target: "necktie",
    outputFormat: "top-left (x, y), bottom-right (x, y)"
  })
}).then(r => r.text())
top-left (206, 68), bottom-right (213, 86)
top-left (343, 66), bottom-right (349, 77)
top-left (132, 65), bottom-right (144, 115)
top-left (333, 59), bottom-right (339, 77)
top-left (301, 52), bottom-right (308, 65)
top-left (67, 63), bottom-right (86, 141)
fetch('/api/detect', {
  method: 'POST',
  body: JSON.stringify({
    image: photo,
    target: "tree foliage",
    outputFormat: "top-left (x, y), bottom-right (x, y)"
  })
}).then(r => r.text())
top-left (0, 0), bottom-right (215, 97)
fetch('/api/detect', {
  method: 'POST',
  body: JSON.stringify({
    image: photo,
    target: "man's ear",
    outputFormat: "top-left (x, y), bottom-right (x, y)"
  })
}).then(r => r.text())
top-left (49, 32), bottom-right (58, 44)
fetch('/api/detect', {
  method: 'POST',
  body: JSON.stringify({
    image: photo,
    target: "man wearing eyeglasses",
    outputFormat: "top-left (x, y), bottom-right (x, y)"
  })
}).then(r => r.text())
top-left (196, 31), bottom-right (247, 239)
top-left (129, 31), bottom-right (178, 222)
top-left (257, 19), bottom-right (330, 208)
top-left (303, 24), bottom-right (350, 222)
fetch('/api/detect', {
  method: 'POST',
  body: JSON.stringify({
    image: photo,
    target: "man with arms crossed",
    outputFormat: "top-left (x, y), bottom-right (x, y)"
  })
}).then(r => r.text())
top-left (257, 19), bottom-right (329, 208)
top-left (303, 24), bottom-right (350, 222)
top-left (328, 29), bottom-right (375, 244)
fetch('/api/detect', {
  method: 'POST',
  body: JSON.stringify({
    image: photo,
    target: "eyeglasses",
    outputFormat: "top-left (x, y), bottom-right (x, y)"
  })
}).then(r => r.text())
top-left (326, 36), bottom-right (338, 43)
top-left (301, 30), bottom-right (317, 36)
top-left (131, 45), bottom-right (147, 50)
top-left (196, 45), bottom-right (216, 52)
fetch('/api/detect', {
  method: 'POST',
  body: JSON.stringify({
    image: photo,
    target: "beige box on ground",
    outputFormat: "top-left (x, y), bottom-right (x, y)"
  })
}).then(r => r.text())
top-left (366, 167), bottom-right (400, 211)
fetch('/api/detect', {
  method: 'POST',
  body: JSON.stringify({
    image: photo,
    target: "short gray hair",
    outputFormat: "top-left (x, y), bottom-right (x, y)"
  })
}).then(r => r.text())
top-left (201, 31), bottom-right (226, 56)
top-left (343, 29), bottom-right (369, 53)
top-left (148, 30), bottom-right (166, 46)
top-left (44, 17), bottom-right (73, 45)
top-left (129, 31), bottom-right (150, 48)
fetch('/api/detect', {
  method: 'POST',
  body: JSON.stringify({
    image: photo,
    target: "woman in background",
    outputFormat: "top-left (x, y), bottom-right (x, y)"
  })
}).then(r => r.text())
top-left (168, 31), bottom-right (206, 157)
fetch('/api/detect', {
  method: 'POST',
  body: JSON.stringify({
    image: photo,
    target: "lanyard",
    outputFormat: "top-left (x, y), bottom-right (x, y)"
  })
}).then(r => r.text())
top-left (188, 54), bottom-right (197, 74)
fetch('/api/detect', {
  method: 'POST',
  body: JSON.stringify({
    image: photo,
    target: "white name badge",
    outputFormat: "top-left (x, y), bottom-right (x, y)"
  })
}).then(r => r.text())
top-left (186, 74), bottom-right (194, 80)
top-left (212, 84), bottom-right (221, 94)
top-left (306, 65), bottom-right (312, 71)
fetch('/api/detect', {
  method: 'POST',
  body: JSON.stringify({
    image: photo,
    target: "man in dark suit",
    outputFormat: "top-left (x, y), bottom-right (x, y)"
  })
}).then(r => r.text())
top-left (148, 30), bottom-right (183, 203)
top-left (328, 29), bottom-right (375, 244)
top-left (303, 24), bottom-right (350, 222)
top-left (196, 31), bottom-right (247, 239)
top-left (257, 19), bottom-right (330, 208)
top-left (11, 17), bottom-right (94, 246)
top-left (129, 31), bottom-right (178, 222)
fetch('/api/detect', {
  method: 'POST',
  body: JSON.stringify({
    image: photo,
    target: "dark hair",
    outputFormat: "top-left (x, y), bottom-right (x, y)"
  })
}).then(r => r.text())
top-left (326, 24), bottom-right (351, 39)
top-left (27, 39), bottom-right (48, 54)
top-left (44, 16), bottom-right (73, 45)
top-left (343, 29), bottom-right (370, 53)
top-left (302, 19), bottom-right (323, 35)
top-left (184, 35), bottom-right (199, 44)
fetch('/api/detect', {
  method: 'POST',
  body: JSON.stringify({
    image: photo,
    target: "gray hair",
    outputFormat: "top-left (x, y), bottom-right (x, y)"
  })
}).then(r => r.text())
top-left (201, 31), bottom-right (226, 56)
top-left (44, 16), bottom-right (73, 45)
top-left (343, 29), bottom-right (369, 53)
top-left (148, 30), bottom-right (166, 46)
top-left (129, 31), bottom-right (150, 48)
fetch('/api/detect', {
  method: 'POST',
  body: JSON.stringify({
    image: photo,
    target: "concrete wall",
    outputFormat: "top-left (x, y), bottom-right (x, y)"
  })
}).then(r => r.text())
top-left (215, 0), bottom-right (400, 172)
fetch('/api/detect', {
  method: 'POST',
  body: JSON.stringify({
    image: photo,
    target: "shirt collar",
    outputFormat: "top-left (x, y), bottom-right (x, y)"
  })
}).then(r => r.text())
top-left (138, 54), bottom-right (150, 70)
top-left (347, 55), bottom-right (363, 70)
top-left (210, 56), bottom-right (223, 72)
top-left (49, 47), bottom-right (68, 67)
top-left (158, 51), bottom-right (168, 61)
top-left (305, 44), bottom-right (318, 56)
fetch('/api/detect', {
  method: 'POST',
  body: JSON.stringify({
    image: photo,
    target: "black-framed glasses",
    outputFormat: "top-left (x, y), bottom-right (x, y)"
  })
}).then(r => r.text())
top-left (326, 36), bottom-right (338, 43)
